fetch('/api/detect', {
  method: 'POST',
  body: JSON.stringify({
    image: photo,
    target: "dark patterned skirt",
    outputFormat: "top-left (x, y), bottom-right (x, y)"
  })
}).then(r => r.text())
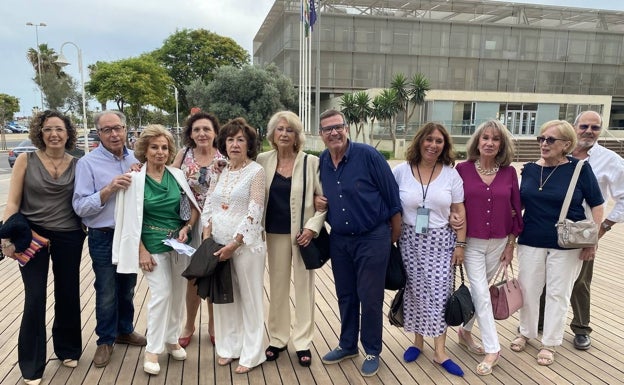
top-left (399, 225), bottom-right (455, 337)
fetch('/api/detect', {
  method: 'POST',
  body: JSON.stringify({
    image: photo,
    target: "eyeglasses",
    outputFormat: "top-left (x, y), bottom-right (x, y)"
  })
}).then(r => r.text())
top-left (198, 167), bottom-right (208, 185)
top-left (320, 124), bottom-right (345, 135)
top-left (537, 136), bottom-right (567, 145)
top-left (42, 126), bottom-right (66, 134)
top-left (98, 125), bottom-right (125, 135)
top-left (578, 124), bottom-right (601, 131)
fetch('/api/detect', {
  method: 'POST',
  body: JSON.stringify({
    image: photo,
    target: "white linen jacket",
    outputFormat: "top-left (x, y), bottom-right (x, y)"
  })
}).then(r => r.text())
top-left (112, 165), bottom-right (200, 274)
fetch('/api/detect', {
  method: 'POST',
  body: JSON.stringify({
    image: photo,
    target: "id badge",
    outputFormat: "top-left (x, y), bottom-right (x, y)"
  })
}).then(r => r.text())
top-left (415, 207), bottom-right (430, 234)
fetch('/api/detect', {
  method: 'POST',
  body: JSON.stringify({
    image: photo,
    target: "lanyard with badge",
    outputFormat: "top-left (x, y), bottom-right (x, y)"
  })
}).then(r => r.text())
top-left (412, 163), bottom-right (436, 234)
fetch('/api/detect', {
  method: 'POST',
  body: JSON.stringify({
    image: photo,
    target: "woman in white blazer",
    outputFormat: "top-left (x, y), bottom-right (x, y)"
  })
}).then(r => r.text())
top-left (112, 125), bottom-right (200, 376)
top-left (257, 111), bottom-right (326, 367)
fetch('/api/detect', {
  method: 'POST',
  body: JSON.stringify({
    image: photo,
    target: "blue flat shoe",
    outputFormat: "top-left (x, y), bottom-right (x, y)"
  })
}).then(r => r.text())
top-left (436, 358), bottom-right (464, 377)
top-left (403, 346), bottom-right (421, 363)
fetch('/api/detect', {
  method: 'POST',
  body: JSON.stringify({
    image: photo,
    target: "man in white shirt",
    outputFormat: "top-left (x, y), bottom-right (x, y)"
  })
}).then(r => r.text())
top-left (568, 111), bottom-right (624, 350)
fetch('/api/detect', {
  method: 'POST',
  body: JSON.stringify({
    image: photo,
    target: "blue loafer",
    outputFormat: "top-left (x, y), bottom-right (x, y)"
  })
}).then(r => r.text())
top-left (403, 346), bottom-right (421, 363)
top-left (436, 358), bottom-right (464, 377)
top-left (321, 346), bottom-right (359, 364)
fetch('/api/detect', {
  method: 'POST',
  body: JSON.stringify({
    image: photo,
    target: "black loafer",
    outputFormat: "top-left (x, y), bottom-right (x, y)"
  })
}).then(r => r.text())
top-left (573, 334), bottom-right (591, 350)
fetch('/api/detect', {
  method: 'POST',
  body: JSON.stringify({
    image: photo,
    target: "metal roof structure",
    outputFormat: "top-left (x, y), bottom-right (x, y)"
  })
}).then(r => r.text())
top-left (254, 0), bottom-right (624, 44)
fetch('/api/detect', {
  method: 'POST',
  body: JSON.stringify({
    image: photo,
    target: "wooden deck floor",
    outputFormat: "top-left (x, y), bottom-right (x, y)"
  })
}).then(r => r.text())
top-left (1, 225), bottom-right (623, 385)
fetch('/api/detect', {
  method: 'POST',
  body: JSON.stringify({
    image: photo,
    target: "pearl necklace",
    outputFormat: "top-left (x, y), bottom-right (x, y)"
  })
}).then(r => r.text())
top-left (475, 159), bottom-right (499, 176)
top-left (220, 160), bottom-right (248, 210)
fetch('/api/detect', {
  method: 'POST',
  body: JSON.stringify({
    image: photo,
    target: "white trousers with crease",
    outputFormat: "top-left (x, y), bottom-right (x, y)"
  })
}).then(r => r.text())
top-left (144, 251), bottom-right (188, 354)
top-left (214, 245), bottom-right (267, 368)
top-left (517, 245), bottom-right (582, 346)
top-left (462, 237), bottom-right (506, 354)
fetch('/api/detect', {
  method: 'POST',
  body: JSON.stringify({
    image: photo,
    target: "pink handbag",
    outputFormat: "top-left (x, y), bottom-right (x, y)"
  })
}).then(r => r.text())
top-left (489, 264), bottom-right (523, 320)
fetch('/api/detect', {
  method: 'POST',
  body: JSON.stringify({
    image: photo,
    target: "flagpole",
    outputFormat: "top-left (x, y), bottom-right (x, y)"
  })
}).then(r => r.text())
top-left (315, 1), bottom-right (321, 135)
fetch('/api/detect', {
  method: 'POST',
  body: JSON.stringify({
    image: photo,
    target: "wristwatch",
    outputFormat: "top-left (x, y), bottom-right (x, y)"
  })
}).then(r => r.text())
top-left (601, 221), bottom-right (612, 232)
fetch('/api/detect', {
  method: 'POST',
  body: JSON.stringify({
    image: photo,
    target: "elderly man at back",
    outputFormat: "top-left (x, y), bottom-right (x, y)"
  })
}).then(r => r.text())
top-left (567, 111), bottom-right (624, 350)
top-left (72, 111), bottom-right (146, 368)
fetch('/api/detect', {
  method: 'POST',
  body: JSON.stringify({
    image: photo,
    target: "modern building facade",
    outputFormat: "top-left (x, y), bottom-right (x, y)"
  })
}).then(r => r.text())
top-left (253, 0), bottom-right (624, 136)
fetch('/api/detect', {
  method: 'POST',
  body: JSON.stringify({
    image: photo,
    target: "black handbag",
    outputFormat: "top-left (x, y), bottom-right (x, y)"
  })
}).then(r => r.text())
top-left (388, 287), bottom-right (404, 327)
top-left (385, 243), bottom-right (406, 290)
top-left (298, 154), bottom-right (331, 270)
top-left (444, 265), bottom-right (475, 326)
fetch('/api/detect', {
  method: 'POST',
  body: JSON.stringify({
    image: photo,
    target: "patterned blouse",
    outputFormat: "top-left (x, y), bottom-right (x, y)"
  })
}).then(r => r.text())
top-left (180, 146), bottom-right (225, 210)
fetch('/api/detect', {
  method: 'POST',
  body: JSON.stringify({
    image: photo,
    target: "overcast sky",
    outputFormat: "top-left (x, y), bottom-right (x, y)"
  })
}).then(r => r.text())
top-left (1, 0), bottom-right (623, 116)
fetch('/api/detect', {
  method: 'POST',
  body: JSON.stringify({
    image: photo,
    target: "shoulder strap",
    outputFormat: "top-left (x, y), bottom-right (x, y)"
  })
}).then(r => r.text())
top-left (300, 154), bottom-right (308, 231)
top-left (558, 159), bottom-right (585, 222)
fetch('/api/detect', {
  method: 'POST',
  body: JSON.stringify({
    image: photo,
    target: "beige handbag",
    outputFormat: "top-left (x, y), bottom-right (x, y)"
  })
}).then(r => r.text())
top-left (555, 160), bottom-right (598, 249)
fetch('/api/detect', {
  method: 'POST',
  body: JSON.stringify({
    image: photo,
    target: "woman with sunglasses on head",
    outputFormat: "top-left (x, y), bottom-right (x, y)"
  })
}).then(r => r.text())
top-left (172, 111), bottom-right (225, 349)
top-left (512, 120), bottom-right (603, 366)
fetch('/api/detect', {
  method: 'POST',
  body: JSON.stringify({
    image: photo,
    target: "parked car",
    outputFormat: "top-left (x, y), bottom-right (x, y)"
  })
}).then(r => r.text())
top-left (75, 135), bottom-right (99, 151)
top-left (5, 123), bottom-right (28, 133)
top-left (8, 140), bottom-right (37, 167)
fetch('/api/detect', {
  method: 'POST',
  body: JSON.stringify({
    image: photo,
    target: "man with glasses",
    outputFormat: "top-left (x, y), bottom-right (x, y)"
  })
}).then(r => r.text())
top-left (72, 110), bottom-right (145, 368)
top-left (538, 110), bottom-right (624, 350)
top-left (316, 109), bottom-right (401, 377)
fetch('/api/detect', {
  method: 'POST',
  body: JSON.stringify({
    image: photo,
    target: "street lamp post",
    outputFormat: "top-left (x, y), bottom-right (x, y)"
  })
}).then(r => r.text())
top-left (55, 42), bottom-right (89, 153)
top-left (26, 22), bottom-right (47, 110)
top-left (173, 85), bottom-right (180, 129)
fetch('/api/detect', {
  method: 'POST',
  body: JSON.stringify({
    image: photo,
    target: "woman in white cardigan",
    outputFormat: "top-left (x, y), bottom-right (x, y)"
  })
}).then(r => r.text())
top-left (112, 125), bottom-right (200, 376)
top-left (256, 111), bottom-right (326, 367)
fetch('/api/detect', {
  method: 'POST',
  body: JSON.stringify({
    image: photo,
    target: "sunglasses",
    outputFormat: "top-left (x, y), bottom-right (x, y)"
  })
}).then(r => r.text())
top-left (536, 136), bottom-right (567, 145)
top-left (198, 167), bottom-right (208, 185)
top-left (578, 124), bottom-right (601, 131)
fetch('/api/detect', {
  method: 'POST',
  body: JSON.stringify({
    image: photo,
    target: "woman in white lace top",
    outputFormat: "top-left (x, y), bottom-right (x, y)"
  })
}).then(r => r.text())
top-left (201, 118), bottom-right (266, 374)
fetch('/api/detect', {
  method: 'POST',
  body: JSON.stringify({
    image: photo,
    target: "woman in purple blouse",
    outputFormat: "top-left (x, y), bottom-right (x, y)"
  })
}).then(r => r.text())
top-left (455, 120), bottom-right (523, 376)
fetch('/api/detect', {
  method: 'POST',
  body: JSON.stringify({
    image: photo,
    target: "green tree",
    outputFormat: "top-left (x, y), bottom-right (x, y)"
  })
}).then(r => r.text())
top-left (153, 29), bottom-right (250, 112)
top-left (390, 72), bottom-right (431, 139)
top-left (27, 44), bottom-right (76, 110)
top-left (372, 89), bottom-right (401, 155)
top-left (409, 72), bottom-right (431, 128)
top-left (0, 94), bottom-right (20, 123)
top-left (206, 64), bottom-right (297, 132)
top-left (340, 91), bottom-right (372, 143)
top-left (184, 79), bottom-right (211, 112)
top-left (87, 55), bottom-right (174, 125)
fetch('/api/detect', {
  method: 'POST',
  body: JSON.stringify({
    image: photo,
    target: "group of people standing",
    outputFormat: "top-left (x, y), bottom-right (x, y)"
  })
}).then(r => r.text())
top-left (1, 107), bottom-right (622, 384)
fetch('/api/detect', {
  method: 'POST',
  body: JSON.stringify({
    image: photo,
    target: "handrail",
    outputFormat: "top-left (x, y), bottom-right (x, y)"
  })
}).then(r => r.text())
top-left (599, 128), bottom-right (624, 156)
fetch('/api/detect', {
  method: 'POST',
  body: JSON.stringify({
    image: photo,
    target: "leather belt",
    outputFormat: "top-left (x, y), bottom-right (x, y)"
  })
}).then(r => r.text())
top-left (91, 227), bottom-right (114, 233)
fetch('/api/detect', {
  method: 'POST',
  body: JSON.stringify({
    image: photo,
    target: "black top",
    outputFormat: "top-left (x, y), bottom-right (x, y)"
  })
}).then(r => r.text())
top-left (265, 172), bottom-right (291, 234)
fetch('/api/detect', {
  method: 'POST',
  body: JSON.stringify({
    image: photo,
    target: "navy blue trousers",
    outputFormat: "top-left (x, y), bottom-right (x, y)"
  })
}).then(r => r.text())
top-left (330, 223), bottom-right (390, 356)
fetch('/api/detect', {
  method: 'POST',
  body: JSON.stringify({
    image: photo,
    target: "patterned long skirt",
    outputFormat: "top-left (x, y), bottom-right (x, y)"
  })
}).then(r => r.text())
top-left (399, 225), bottom-right (455, 337)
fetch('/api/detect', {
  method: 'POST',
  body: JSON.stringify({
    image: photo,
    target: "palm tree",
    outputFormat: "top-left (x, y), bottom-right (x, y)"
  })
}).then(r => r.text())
top-left (340, 91), bottom-right (373, 143)
top-left (409, 73), bottom-right (431, 129)
top-left (27, 44), bottom-right (72, 109)
top-left (390, 73), bottom-right (410, 139)
top-left (372, 88), bottom-right (401, 155)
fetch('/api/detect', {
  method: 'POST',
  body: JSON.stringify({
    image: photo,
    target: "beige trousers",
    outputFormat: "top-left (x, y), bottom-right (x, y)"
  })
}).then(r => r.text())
top-left (266, 233), bottom-right (316, 351)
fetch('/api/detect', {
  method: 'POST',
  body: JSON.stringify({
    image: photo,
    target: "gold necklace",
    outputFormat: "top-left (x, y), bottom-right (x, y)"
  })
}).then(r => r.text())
top-left (42, 151), bottom-right (66, 179)
top-left (475, 159), bottom-right (499, 176)
top-left (220, 160), bottom-right (247, 210)
top-left (277, 156), bottom-right (295, 175)
top-left (539, 163), bottom-right (562, 191)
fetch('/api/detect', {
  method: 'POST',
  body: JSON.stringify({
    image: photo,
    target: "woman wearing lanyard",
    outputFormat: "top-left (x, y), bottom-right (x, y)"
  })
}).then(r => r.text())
top-left (392, 122), bottom-right (467, 377)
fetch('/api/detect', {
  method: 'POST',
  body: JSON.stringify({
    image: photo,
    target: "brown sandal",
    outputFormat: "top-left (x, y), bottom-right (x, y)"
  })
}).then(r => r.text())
top-left (510, 335), bottom-right (528, 352)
